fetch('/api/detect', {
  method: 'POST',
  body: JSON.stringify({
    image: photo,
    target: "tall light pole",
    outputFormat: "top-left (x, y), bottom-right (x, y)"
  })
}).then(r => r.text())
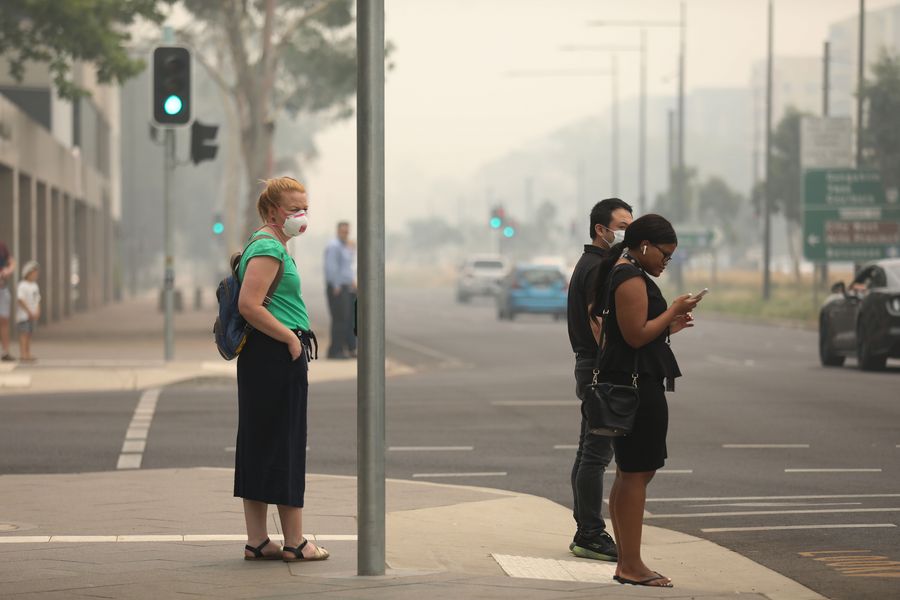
top-left (506, 67), bottom-right (617, 208)
top-left (590, 2), bottom-right (685, 219)
top-left (560, 44), bottom-right (644, 207)
top-left (857, 0), bottom-right (866, 168)
top-left (357, 0), bottom-right (385, 577)
top-left (763, 0), bottom-right (774, 300)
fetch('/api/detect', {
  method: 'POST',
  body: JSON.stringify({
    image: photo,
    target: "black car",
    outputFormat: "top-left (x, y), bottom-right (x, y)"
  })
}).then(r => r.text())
top-left (819, 258), bottom-right (900, 370)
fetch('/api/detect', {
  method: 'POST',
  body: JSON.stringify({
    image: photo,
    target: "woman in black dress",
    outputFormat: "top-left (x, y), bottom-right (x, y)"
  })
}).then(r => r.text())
top-left (235, 177), bottom-right (328, 562)
top-left (592, 214), bottom-right (701, 587)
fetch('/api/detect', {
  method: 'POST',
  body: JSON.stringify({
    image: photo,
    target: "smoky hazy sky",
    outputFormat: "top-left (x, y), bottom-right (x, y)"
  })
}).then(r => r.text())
top-left (303, 0), bottom-right (896, 233)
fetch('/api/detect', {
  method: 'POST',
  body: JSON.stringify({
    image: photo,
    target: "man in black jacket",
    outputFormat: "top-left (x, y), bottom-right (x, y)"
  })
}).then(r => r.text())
top-left (567, 198), bottom-right (633, 561)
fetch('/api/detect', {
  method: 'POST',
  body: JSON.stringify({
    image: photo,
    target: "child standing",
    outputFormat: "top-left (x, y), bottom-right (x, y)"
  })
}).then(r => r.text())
top-left (16, 261), bottom-right (40, 362)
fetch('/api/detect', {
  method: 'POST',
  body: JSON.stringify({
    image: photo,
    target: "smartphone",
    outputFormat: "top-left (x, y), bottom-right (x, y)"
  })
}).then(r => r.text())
top-left (693, 288), bottom-right (709, 300)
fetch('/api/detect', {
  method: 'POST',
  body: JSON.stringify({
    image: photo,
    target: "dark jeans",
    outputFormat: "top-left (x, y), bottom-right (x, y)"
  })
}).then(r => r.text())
top-left (570, 356), bottom-right (614, 539)
top-left (327, 285), bottom-right (356, 357)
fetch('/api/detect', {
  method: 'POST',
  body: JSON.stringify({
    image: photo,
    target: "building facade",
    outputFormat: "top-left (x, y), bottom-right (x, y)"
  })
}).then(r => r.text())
top-left (0, 60), bottom-right (119, 323)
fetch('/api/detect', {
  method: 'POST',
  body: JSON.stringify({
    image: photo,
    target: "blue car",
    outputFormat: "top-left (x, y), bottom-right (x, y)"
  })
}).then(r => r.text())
top-left (497, 264), bottom-right (568, 321)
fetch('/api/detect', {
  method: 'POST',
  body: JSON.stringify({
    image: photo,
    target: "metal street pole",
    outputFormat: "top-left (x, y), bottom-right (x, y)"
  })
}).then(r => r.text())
top-left (857, 0), bottom-right (865, 168)
top-left (163, 128), bottom-right (175, 360)
top-left (677, 1), bottom-right (686, 222)
top-left (356, 0), bottom-right (386, 577)
top-left (763, 0), bottom-right (774, 300)
top-left (611, 54), bottom-right (619, 196)
top-left (639, 29), bottom-right (647, 214)
top-left (820, 40), bottom-right (831, 290)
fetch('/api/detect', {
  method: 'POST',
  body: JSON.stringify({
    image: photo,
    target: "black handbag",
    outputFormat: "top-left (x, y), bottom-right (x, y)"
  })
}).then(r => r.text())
top-left (583, 267), bottom-right (640, 437)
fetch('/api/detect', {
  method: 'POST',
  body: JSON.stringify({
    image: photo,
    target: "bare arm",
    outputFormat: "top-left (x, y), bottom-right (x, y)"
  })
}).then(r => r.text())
top-left (1, 257), bottom-right (14, 279)
top-left (615, 277), bottom-right (698, 349)
top-left (238, 255), bottom-right (302, 360)
top-left (17, 297), bottom-right (33, 320)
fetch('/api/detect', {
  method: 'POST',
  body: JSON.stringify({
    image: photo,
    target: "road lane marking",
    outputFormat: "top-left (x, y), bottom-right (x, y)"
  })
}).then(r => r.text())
top-left (388, 336), bottom-right (464, 367)
top-left (225, 446), bottom-right (310, 452)
top-left (412, 472), bottom-right (507, 478)
top-left (688, 502), bottom-right (863, 508)
top-left (703, 524), bottom-right (897, 533)
top-left (706, 355), bottom-right (755, 368)
top-left (785, 468), bottom-right (882, 473)
top-left (491, 400), bottom-right (579, 407)
top-left (647, 508), bottom-right (900, 519)
top-left (554, 445), bottom-right (578, 450)
top-left (116, 388), bottom-right (160, 470)
top-left (723, 444), bottom-right (810, 448)
top-left (0, 533), bottom-right (357, 544)
top-left (799, 549), bottom-right (900, 578)
top-left (388, 446), bottom-right (474, 451)
top-left (646, 493), bottom-right (900, 502)
top-left (605, 469), bottom-right (692, 476)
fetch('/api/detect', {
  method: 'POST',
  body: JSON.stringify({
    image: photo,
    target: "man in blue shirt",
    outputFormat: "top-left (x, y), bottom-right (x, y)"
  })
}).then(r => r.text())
top-left (323, 221), bottom-right (356, 359)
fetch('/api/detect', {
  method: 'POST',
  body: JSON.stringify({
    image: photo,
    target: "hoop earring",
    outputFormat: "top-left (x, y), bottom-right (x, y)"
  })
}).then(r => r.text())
top-left (642, 246), bottom-right (647, 255)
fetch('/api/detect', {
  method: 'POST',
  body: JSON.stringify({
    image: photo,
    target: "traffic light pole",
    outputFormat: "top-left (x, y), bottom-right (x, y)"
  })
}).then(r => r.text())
top-left (163, 128), bottom-right (175, 360)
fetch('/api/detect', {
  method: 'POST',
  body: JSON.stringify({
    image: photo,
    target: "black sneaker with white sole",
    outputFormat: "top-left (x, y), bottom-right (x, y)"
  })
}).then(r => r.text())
top-left (571, 531), bottom-right (617, 561)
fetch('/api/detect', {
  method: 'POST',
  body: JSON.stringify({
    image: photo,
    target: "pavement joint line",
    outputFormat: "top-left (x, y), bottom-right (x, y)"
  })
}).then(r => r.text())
top-left (784, 468), bottom-right (882, 473)
top-left (645, 493), bottom-right (900, 502)
top-left (411, 472), bottom-right (508, 478)
top-left (388, 446), bottom-right (474, 451)
top-left (117, 387), bottom-right (160, 470)
top-left (491, 400), bottom-right (580, 406)
top-left (604, 469), bottom-right (692, 475)
top-left (646, 507), bottom-right (900, 519)
top-left (701, 523), bottom-right (898, 533)
top-left (0, 533), bottom-right (357, 543)
top-left (388, 335), bottom-right (464, 367)
top-left (723, 444), bottom-right (811, 448)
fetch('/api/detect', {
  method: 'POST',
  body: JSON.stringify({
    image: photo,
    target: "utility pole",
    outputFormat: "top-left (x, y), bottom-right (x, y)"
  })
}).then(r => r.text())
top-left (820, 40), bottom-right (831, 290)
top-left (856, 0), bottom-right (865, 168)
top-left (677, 1), bottom-right (686, 222)
top-left (639, 29), bottom-right (647, 214)
top-left (163, 129), bottom-right (175, 359)
top-left (763, 0), bottom-right (774, 300)
top-left (357, 0), bottom-right (386, 577)
top-left (611, 54), bottom-right (619, 196)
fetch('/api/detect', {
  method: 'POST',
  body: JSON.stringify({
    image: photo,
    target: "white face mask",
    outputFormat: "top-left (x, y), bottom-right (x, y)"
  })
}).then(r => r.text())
top-left (600, 225), bottom-right (626, 247)
top-left (281, 210), bottom-right (309, 237)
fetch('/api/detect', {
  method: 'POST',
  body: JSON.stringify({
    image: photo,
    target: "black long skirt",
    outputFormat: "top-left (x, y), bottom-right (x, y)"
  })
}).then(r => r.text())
top-left (234, 330), bottom-right (308, 507)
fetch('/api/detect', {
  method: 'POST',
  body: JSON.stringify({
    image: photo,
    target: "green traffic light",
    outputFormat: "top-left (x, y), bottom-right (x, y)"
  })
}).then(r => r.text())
top-left (490, 217), bottom-right (502, 229)
top-left (164, 95), bottom-right (183, 115)
top-left (503, 226), bottom-right (515, 238)
top-left (212, 222), bottom-right (225, 235)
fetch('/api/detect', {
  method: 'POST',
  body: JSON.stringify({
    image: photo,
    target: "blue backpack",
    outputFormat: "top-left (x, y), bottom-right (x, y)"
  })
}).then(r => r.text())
top-left (213, 235), bottom-right (284, 360)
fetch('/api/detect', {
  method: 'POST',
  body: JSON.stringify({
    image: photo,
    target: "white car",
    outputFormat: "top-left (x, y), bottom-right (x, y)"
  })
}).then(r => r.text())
top-left (456, 255), bottom-right (509, 303)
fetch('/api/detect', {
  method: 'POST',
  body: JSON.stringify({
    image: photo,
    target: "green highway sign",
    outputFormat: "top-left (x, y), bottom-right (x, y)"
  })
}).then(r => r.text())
top-left (675, 227), bottom-right (715, 251)
top-left (803, 169), bottom-right (900, 261)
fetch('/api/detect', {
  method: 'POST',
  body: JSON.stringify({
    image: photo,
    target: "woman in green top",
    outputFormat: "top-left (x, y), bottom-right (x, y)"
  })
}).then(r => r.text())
top-left (235, 176), bottom-right (328, 563)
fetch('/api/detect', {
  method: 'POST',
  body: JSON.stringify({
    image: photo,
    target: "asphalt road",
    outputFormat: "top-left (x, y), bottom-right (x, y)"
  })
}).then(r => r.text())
top-left (1, 285), bottom-right (898, 600)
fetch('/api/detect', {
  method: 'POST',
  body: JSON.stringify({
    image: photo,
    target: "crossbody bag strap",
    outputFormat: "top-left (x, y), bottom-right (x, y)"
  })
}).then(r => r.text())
top-left (592, 263), bottom-right (640, 388)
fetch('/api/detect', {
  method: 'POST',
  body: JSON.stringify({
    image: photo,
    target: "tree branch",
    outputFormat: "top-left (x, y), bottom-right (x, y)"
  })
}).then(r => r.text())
top-left (274, 0), bottom-right (340, 55)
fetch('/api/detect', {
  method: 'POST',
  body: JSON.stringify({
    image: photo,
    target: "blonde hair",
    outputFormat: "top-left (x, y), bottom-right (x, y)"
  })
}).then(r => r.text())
top-left (257, 176), bottom-right (306, 222)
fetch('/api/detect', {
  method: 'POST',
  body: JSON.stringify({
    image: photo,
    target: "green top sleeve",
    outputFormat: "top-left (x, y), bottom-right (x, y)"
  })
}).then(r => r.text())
top-left (237, 235), bottom-right (310, 331)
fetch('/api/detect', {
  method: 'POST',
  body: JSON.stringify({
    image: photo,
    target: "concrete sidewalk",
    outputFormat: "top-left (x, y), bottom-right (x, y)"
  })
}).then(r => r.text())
top-left (0, 468), bottom-right (826, 600)
top-left (0, 293), bottom-right (410, 394)
top-left (0, 297), bottom-right (828, 598)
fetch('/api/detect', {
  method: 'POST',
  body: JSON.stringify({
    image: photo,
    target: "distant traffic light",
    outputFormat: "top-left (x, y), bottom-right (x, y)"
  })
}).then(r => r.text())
top-left (490, 205), bottom-right (506, 229)
top-left (191, 120), bottom-right (219, 164)
top-left (152, 46), bottom-right (191, 126)
top-left (503, 225), bottom-right (516, 238)
top-left (212, 213), bottom-right (224, 236)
